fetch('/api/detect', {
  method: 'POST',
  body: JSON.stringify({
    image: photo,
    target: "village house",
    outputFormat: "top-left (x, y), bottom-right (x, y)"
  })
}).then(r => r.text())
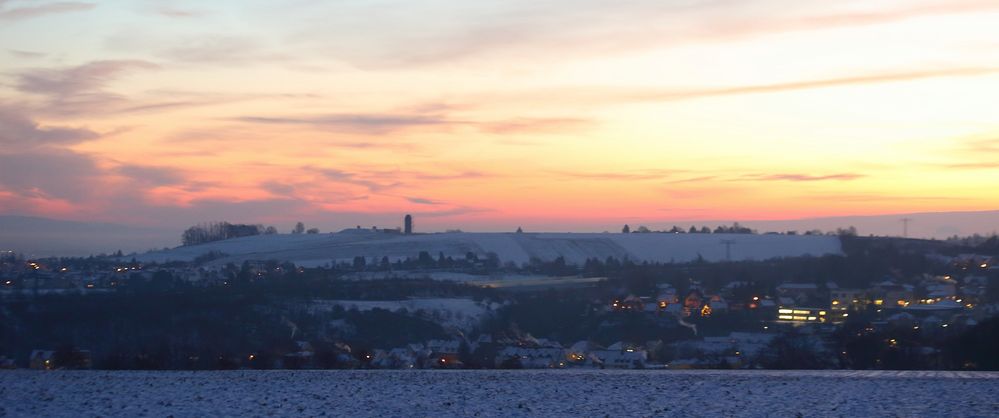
top-left (281, 341), bottom-right (315, 369)
top-left (952, 254), bottom-right (994, 271)
top-left (830, 288), bottom-right (867, 311)
top-left (962, 276), bottom-right (989, 303)
top-left (494, 346), bottom-right (567, 368)
top-left (589, 342), bottom-right (648, 369)
top-left (425, 339), bottom-right (464, 368)
top-left (682, 289), bottom-right (705, 317)
top-left (29, 349), bottom-right (91, 370)
top-left (776, 282), bottom-right (824, 306)
top-left (706, 295), bottom-right (729, 313)
top-left (610, 295), bottom-right (646, 311)
top-left (669, 331), bottom-right (776, 368)
top-left (29, 350), bottom-right (55, 370)
top-left (868, 280), bottom-right (916, 308)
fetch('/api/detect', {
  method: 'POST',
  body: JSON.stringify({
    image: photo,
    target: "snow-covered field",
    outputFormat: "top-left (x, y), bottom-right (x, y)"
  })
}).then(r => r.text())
top-left (134, 230), bottom-right (842, 267)
top-left (1, 370), bottom-right (995, 417)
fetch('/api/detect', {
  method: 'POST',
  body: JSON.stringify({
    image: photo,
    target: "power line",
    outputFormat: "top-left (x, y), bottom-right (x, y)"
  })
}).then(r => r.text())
top-left (900, 218), bottom-right (913, 238)
top-left (720, 239), bottom-right (736, 262)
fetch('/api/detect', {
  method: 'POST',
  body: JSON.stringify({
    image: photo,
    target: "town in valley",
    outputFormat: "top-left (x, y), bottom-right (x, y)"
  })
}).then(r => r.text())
top-left (2, 216), bottom-right (997, 372)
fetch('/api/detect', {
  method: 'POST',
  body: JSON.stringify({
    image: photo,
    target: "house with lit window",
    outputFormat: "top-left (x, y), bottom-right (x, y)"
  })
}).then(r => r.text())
top-left (830, 288), bottom-right (867, 311)
top-left (29, 349), bottom-right (91, 370)
top-left (682, 290), bottom-right (705, 317)
top-left (589, 342), bottom-right (648, 369)
top-left (868, 280), bottom-right (915, 308)
top-left (29, 350), bottom-right (55, 370)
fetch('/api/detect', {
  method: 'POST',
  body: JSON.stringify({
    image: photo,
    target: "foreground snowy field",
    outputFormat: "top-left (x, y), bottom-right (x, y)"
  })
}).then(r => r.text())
top-left (1, 370), bottom-right (996, 417)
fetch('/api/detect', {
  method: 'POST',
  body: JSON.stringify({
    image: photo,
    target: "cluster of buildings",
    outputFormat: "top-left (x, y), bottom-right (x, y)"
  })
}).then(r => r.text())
top-left (775, 268), bottom-right (992, 327)
top-left (203, 335), bottom-right (656, 370)
top-left (609, 283), bottom-right (745, 318)
top-left (4, 246), bottom-right (996, 370)
top-left (606, 253), bottom-right (995, 329)
top-left (335, 332), bottom-right (791, 370)
top-left (668, 332), bottom-right (779, 369)
top-left (0, 259), bottom-right (242, 294)
top-left (0, 260), bottom-right (124, 294)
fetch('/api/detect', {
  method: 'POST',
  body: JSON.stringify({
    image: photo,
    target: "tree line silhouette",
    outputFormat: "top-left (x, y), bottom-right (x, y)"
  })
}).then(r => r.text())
top-left (181, 222), bottom-right (278, 246)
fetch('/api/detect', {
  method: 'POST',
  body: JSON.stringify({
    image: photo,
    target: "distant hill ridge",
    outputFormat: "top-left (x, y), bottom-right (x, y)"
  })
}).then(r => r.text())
top-left (0, 215), bottom-right (176, 257)
top-left (2, 209), bottom-right (997, 258)
top-left (133, 231), bottom-right (843, 267)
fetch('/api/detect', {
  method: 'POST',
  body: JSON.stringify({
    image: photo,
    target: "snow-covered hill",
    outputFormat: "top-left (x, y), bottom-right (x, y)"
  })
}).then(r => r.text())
top-left (134, 230), bottom-right (842, 267)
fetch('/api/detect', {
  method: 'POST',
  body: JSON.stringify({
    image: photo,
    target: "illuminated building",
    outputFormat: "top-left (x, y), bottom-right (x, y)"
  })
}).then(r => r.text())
top-left (776, 307), bottom-right (835, 323)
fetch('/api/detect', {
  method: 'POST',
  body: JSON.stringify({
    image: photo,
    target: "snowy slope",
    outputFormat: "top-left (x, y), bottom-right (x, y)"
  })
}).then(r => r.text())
top-left (133, 230), bottom-right (842, 266)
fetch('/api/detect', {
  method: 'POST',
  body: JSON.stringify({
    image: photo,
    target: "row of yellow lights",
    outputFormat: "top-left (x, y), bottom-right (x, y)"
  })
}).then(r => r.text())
top-left (778, 315), bottom-right (818, 321)
top-left (778, 309), bottom-right (827, 316)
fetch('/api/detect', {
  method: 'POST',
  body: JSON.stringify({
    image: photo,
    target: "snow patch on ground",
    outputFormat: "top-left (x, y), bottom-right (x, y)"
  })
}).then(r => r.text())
top-left (0, 370), bottom-right (995, 417)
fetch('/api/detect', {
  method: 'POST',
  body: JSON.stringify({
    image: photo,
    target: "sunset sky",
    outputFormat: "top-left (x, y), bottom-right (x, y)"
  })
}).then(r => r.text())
top-left (2, 0), bottom-right (998, 233)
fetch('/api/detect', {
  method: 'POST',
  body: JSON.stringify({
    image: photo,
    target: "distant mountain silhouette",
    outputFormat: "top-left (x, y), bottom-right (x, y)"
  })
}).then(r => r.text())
top-left (735, 210), bottom-right (999, 239)
top-left (0, 215), bottom-right (177, 257)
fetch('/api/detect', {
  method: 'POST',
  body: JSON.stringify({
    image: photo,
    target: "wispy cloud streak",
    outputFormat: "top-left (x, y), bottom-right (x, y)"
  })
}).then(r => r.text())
top-left (233, 113), bottom-right (591, 135)
top-left (0, 1), bottom-right (94, 20)
top-left (742, 173), bottom-right (866, 182)
top-left (544, 68), bottom-right (999, 105)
